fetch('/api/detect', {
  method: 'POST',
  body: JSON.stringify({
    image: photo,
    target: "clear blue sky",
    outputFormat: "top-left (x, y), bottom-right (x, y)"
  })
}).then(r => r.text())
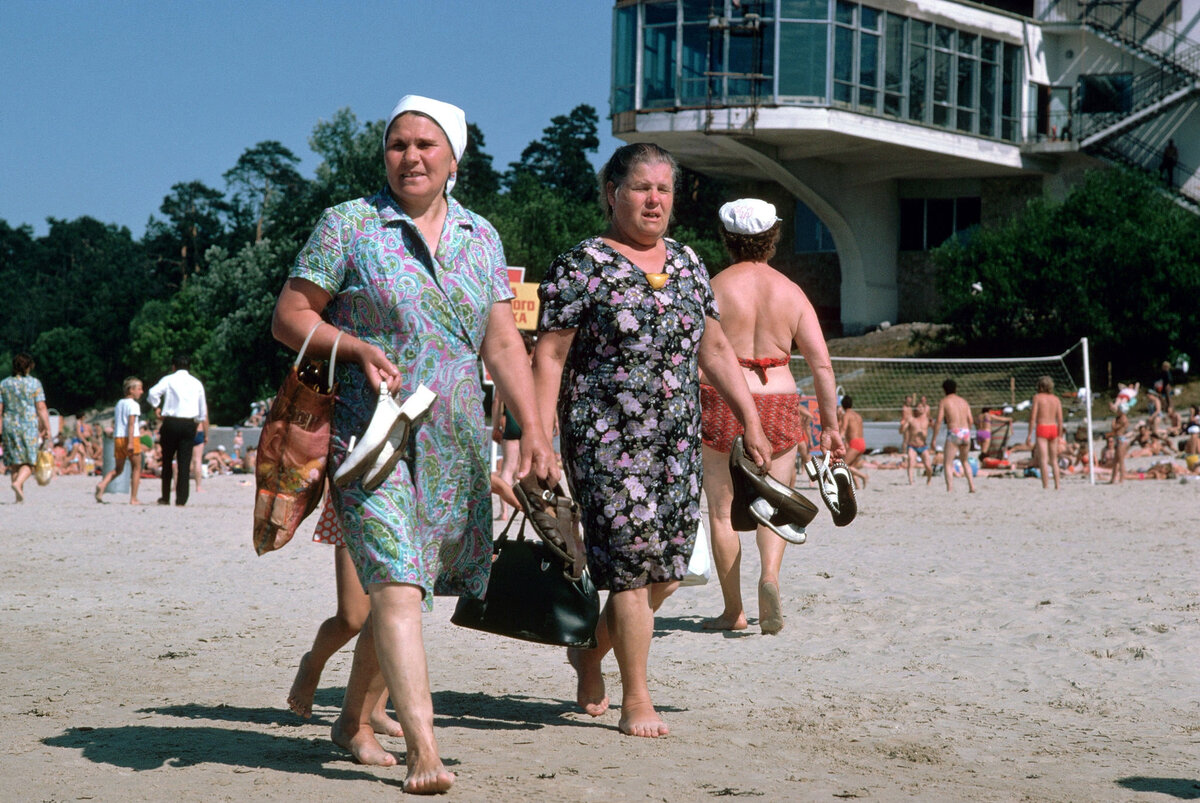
top-left (0, 0), bottom-right (621, 238)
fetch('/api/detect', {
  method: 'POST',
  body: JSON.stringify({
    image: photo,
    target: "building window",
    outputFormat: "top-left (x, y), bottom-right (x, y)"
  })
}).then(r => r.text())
top-left (612, 1), bottom-right (1022, 142)
top-left (899, 196), bottom-right (981, 250)
top-left (795, 202), bottom-right (837, 253)
top-left (613, 5), bottom-right (638, 114)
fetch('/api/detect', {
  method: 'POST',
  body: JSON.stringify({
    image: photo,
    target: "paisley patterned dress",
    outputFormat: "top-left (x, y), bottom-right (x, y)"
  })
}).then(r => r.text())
top-left (291, 188), bottom-right (511, 607)
top-left (538, 237), bottom-right (718, 592)
top-left (1, 375), bottom-right (46, 467)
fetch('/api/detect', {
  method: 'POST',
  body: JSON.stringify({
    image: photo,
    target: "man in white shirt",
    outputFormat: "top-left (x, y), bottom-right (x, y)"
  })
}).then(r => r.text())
top-left (148, 354), bottom-right (208, 506)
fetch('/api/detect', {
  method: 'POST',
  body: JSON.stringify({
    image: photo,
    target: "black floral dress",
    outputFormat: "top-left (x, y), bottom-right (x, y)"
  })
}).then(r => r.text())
top-left (538, 237), bottom-right (718, 591)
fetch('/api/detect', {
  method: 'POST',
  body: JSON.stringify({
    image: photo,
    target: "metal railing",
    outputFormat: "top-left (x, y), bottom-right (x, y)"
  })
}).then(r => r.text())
top-left (1078, 4), bottom-right (1200, 81)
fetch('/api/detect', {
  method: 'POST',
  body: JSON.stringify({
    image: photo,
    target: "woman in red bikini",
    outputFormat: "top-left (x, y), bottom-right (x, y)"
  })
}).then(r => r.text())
top-left (699, 198), bottom-right (844, 635)
top-left (1026, 375), bottom-right (1064, 490)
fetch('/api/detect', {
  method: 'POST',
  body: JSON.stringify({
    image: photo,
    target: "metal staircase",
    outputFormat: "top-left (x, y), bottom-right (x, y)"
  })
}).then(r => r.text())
top-left (1070, 2), bottom-right (1200, 205)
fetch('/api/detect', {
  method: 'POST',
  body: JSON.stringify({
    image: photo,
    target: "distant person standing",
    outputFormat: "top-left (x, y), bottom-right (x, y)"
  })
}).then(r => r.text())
top-left (1160, 139), bottom-right (1179, 188)
top-left (0, 352), bottom-right (52, 503)
top-left (148, 354), bottom-right (208, 506)
top-left (931, 378), bottom-right (977, 493)
top-left (1026, 376), bottom-right (1064, 490)
top-left (839, 395), bottom-right (869, 488)
top-left (94, 377), bottom-right (145, 504)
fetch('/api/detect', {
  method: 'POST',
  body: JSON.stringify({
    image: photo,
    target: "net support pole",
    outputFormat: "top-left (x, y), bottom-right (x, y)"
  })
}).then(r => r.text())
top-left (1082, 336), bottom-right (1095, 485)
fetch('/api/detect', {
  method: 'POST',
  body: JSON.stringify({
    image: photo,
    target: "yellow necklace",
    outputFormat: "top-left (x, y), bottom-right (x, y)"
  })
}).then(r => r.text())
top-left (646, 272), bottom-right (668, 289)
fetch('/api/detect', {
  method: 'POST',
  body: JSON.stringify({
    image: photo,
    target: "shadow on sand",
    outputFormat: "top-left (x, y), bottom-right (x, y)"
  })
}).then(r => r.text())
top-left (1117, 777), bottom-right (1200, 799)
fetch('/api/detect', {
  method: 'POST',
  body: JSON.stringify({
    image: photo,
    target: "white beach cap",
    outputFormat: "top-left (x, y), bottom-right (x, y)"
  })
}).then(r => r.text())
top-left (384, 95), bottom-right (467, 194)
top-left (718, 198), bottom-right (780, 235)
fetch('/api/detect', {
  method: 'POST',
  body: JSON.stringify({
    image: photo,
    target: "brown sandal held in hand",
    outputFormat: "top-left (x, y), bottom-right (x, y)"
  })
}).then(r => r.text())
top-left (729, 435), bottom-right (818, 544)
top-left (514, 478), bottom-right (586, 580)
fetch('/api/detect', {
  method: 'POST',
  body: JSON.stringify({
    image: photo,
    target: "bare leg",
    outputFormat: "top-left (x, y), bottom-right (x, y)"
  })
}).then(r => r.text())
top-left (495, 438), bottom-right (520, 519)
top-left (943, 439), bottom-right (954, 492)
top-left (12, 464), bottom-right (32, 502)
top-left (701, 445), bottom-right (747, 631)
top-left (609, 583), bottom-right (676, 738)
top-left (332, 615), bottom-right (398, 767)
top-left (1048, 439), bottom-right (1061, 490)
top-left (756, 446), bottom-right (796, 635)
top-left (960, 441), bottom-right (976, 493)
top-left (95, 455), bottom-right (127, 502)
top-left (129, 453), bottom-right (142, 504)
top-left (368, 583), bottom-right (454, 794)
top-left (567, 581), bottom-right (676, 720)
top-left (905, 447), bottom-right (915, 484)
top-left (290, 546), bottom-right (370, 718)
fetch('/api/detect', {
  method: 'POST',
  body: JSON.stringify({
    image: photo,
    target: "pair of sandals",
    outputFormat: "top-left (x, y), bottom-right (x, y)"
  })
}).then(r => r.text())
top-left (729, 435), bottom-right (857, 544)
top-left (513, 477), bottom-right (587, 581)
top-left (333, 382), bottom-right (437, 492)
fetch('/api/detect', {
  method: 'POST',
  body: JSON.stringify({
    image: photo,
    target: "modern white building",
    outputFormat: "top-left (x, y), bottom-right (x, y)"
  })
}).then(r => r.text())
top-left (610, 0), bottom-right (1200, 333)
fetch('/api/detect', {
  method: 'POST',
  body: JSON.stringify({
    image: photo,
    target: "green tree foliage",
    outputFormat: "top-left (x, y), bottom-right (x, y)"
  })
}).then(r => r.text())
top-left (32, 326), bottom-right (106, 412)
top-left (127, 295), bottom-right (207, 391)
top-left (455, 122), bottom-right (502, 211)
top-left (223, 140), bottom-right (305, 245)
top-left (189, 240), bottom-right (295, 422)
top-left (933, 168), bottom-right (1200, 378)
top-left (483, 174), bottom-right (604, 283)
top-left (144, 181), bottom-right (230, 287)
top-left (505, 104), bottom-right (600, 203)
top-left (309, 108), bottom-right (386, 212)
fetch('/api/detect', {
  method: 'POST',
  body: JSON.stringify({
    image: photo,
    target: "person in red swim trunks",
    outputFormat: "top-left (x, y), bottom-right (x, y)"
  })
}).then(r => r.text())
top-left (839, 395), bottom-right (869, 489)
top-left (700, 198), bottom-right (844, 635)
top-left (1026, 375), bottom-right (1064, 490)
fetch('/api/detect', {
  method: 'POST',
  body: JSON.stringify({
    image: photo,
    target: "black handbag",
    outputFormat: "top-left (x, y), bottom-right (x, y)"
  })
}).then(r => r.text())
top-left (451, 511), bottom-right (600, 648)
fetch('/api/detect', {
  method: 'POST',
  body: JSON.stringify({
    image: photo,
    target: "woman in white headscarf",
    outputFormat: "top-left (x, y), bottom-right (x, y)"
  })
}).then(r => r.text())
top-left (273, 95), bottom-right (556, 794)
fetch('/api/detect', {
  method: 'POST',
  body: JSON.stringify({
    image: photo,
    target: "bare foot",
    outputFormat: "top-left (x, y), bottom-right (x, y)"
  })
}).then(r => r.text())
top-left (618, 700), bottom-right (669, 738)
top-left (567, 647), bottom-right (609, 716)
top-left (287, 652), bottom-right (318, 719)
top-left (94, 485), bottom-right (105, 503)
top-left (403, 751), bottom-right (455, 794)
top-left (331, 717), bottom-right (398, 767)
top-left (369, 708), bottom-right (404, 738)
top-left (758, 581), bottom-right (784, 635)
top-left (129, 499), bottom-right (141, 505)
top-left (702, 612), bottom-right (748, 631)
top-left (13, 484), bottom-right (23, 503)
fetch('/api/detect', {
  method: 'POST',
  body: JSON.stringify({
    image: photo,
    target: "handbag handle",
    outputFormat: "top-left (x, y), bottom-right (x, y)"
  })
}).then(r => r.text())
top-left (295, 322), bottom-right (343, 390)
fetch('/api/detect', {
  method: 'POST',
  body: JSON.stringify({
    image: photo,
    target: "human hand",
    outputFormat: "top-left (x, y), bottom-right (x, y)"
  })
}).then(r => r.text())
top-left (353, 339), bottom-right (403, 395)
top-left (822, 429), bottom-right (847, 461)
top-left (743, 422), bottom-right (773, 473)
top-left (516, 429), bottom-right (561, 488)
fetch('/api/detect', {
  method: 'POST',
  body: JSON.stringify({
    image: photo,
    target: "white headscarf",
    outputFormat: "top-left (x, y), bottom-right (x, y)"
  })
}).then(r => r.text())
top-left (384, 95), bottom-right (467, 195)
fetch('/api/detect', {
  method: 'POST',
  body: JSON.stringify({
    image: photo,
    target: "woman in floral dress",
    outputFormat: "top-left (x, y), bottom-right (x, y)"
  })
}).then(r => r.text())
top-left (533, 143), bottom-right (772, 738)
top-left (0, 352), bottom-right (52, 503)
top-left (272, 95), bottom-right (555, 794)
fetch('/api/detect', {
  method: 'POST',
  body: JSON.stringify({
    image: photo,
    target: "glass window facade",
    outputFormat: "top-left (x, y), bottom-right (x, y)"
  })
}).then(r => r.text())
top-left (899, 196), bottom-right (981, 250)
top-left (611, 0), bottom-right (1023, 143)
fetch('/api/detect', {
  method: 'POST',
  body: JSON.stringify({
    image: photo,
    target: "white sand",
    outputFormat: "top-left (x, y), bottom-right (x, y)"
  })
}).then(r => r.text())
top-left (2, 466), bottom-right (1197, 801)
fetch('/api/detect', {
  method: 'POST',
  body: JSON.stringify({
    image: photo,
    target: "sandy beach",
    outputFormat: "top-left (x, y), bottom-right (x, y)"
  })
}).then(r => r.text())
top-left (2, 464), bottom-right (1197, 801)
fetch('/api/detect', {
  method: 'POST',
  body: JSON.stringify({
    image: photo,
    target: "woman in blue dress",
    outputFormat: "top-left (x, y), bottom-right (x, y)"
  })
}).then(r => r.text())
top-left (273, 95), bottom-right (556, 793)
top-left (0, 352), bottom-right (52, 503)
top-left (533, 143), bottom-right (772, 738)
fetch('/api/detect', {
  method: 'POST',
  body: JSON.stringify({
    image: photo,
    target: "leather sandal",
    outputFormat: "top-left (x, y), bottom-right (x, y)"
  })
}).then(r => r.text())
top-left (334, 382), bottom-right (405, 488)
top-left (514, 478), bottom-right (586, 580)
top-left (361, 384), bottom-right (437, 492)
top-left (805, 452), bottom-right (857, 527)
top-left (729, 435), bottom-right (818, 544)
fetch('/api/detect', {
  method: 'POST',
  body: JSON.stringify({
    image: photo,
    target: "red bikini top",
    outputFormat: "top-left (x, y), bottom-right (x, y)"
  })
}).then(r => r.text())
top-left (738, 356), bottom-right (790, 384)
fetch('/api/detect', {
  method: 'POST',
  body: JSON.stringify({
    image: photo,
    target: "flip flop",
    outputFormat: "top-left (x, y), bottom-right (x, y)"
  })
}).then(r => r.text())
top-left (361, 384), bottom-right (437, 492)
top-left (805, 452), bottom-right (857, 527)
top-left (729, 436), bottom-right (818, 544)
top-left (334, 382), bottom-right (405, 488)
top-left (514, 478), bottom-right (586, 580)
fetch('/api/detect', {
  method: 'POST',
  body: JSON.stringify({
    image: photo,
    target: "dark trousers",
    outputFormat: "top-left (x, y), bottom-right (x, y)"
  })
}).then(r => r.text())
top-left (160, 416), bottom-right (198, 505)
